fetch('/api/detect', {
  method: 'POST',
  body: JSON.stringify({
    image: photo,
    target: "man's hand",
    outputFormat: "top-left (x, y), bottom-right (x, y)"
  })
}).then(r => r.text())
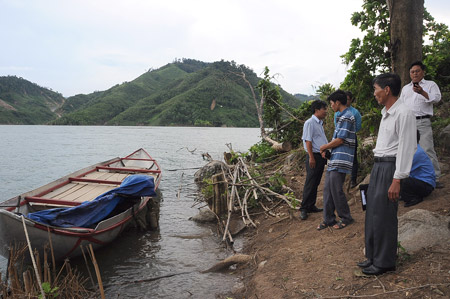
top-left (309, 156), bottom-right (316, 169)
top-left (319, 144), bottom-right (327, 153)
top-left (387, 179), bottom-right (401, 201)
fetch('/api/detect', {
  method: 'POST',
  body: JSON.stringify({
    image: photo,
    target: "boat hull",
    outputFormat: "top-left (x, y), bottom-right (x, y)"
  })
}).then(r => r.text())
top-left (0, 148), bottom-right (161, 262)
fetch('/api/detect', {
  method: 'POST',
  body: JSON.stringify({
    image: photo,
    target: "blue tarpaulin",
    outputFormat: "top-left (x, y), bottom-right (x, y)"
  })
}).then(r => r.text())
top-left (27, 175), bottom-right (156, 228)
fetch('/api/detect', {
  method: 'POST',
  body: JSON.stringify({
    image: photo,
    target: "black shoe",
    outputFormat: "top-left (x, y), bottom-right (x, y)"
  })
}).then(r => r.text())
top-left (404, 198), bottom-right (423, 207)
top-left (357, 259), bottom-right (372, 268)
top-left (308, 206), bottom-right (323, 213)
top-left (300, 210), bottom-right (308, 220)
top-left (435, 181), bottom-right (444, 189)
top-left (362, 265), bottom-right (396, 275)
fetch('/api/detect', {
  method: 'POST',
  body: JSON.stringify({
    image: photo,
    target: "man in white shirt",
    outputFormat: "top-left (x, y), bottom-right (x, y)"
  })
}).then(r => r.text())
top-left (358, 73), bottom-right (417, 275)
top-left (399, 61), bottom-right (443, 188)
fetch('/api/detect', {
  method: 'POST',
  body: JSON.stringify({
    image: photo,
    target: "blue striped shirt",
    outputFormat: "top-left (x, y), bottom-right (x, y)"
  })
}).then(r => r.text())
top-left (327, 108), bottom-right (356, 174)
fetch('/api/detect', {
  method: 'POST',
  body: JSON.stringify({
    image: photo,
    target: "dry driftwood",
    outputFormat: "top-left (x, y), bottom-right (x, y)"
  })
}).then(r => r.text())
top-left (217, 157), bottom-right (300, 244)
top-left (201, 254), bottom-right (252, 273)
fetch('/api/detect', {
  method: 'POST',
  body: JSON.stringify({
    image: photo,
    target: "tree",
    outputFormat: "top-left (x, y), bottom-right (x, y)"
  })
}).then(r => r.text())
top-left (340, 0), bottom-right (450, 135)
top-left (388, 0), bottom-right (424, 85)
top-left (237, 67), bottom-right (292, 152)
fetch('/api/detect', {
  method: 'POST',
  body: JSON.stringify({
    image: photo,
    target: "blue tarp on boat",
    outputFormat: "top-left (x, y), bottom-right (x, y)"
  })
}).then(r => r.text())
top-left (27, 175), bottom-right (156, 228)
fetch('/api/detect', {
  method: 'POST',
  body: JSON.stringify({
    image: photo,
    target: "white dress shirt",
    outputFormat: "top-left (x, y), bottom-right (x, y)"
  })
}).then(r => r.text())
top-left (399, 79), bottom-right (441, 116)
top-left (373, 99), bottom-right (417, 179)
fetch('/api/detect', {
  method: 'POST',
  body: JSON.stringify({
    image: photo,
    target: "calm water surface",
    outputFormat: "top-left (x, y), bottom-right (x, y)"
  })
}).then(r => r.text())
top-left (0, 125), bottom-right (261, 298)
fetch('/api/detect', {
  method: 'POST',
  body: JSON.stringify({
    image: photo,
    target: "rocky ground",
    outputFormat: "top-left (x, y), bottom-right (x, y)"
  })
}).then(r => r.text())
top-left (225, 157), bottom-right (450, 299)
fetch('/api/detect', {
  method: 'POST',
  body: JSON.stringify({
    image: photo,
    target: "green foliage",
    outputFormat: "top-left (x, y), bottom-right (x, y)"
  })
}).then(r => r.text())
top-left (257, 67), bottom-right (283, 130)
top-left (285, 192), bottom-right (299, 209)
top-left (268, 172), bottom-right (287, 193)
top-left (397, 241), bottom-right (411, 264)
top-left (201, 178), bottom-right (214, 201)
top-left (249, 141), bottom-right (277, 163)
top-left (39, 282), bottom-right (59, 298)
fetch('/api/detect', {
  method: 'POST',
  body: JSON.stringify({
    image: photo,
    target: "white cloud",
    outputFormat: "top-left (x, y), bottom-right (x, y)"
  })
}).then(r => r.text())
top-left (0, 0), bottom-right (448, 97)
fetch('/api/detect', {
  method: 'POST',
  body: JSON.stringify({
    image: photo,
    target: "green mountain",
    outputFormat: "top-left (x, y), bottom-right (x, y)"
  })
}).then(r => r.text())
top-left (0, 76), bottom-right (65, 124)
top-left (294, 93), bottom-right (318, 103)
top-left (1, 59), bottom-right (304, 127)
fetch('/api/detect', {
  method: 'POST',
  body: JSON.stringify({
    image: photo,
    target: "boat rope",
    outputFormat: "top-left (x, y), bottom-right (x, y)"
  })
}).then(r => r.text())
top-left (21, 215), bottom-right (46, 299)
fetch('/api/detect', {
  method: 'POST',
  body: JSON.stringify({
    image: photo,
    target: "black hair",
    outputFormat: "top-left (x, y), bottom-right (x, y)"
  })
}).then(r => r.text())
top-left (345, 91), bottom-right (354, 101)
top-left (410, 61), bottom-right (426, 71)
top-left (311, 99), bottom-right (327, 114)
top-left (327, 89), bottom-right (347, 105)
top-left (417, 130), bottom-right (420, 143)
top-left (373, 73), bottom-right (402, 97)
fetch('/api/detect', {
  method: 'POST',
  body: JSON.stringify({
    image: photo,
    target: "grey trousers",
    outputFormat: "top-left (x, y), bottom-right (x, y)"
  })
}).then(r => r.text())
top-left (417, 118), bottom-right (441, 178)
top-left (322, 170), bottom-right (352, 226)
top-left (365, 160), bottom-right (398, 268)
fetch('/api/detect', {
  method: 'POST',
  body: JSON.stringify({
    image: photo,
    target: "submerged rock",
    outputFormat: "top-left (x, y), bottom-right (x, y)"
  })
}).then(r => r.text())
top-left (194, 160), bottom-right (229, 184)
top-left (189, 208), bottom-right (217, 223)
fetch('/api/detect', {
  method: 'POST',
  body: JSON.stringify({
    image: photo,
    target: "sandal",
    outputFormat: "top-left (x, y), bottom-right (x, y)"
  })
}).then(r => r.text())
top-left (333, 219), bottom-right (354, 229)
top-left (317, 222), bottom-right (329, 231)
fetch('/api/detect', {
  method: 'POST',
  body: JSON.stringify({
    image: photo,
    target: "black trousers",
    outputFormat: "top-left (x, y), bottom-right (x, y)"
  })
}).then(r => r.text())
top-left (351, 136), bottom-right (358, 183)
top-left (401, 177), bottom-right (434, 203)
top-left (301, 153), bottom-right (326, 211)
top-left (365, 160), bottom-right (398, 268)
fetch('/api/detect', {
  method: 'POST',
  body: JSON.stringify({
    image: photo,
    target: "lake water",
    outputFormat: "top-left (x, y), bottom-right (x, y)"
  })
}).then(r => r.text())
top-left (0, 125), bottom-right (261, 298)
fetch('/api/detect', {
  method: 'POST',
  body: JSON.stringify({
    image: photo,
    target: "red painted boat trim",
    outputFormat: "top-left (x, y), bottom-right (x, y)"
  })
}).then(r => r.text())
top-left (25, 197), bottom-right (81, 207)
top-left (96, 166), bottom-right (161, 173)
top-left (122, 158), bottom-right (155, 161)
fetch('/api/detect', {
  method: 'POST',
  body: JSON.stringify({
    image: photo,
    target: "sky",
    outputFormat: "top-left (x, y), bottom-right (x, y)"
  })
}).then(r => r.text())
top-left (1, 0), bottom-right (450, 98)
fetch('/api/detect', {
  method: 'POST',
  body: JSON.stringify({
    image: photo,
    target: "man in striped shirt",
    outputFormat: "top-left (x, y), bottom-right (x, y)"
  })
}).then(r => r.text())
top-left (317, 90), bottom-right (356, 230)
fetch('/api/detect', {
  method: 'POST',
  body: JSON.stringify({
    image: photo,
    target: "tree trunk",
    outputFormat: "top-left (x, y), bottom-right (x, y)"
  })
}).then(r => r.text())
top-left (388, 0), bottom-right (424, 87)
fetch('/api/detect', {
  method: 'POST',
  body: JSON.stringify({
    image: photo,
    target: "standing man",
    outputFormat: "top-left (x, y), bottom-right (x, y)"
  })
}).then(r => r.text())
top-left (334, 91), bottom-right (362, 187)
top-left (358, 73), bottom-right (417, 275)
top-left (300, 100), bottom-right (328, 220)
top-left (399, 61), bottom-right (443, 188)
top-left (317, 90), bottom-right (356, 230)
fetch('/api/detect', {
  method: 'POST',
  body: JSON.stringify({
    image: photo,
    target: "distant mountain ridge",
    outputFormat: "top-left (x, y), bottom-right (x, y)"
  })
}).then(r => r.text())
top-left (0, 59), bottom-right (304, 126)
top-left (0, 76), bottom-right (65, 124)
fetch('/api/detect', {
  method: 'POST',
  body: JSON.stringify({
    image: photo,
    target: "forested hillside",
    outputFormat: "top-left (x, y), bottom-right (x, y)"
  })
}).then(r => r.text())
top-left (52, 59), bottom-right (302, 127)
top-left (0, 76), bottom-right (65, 124)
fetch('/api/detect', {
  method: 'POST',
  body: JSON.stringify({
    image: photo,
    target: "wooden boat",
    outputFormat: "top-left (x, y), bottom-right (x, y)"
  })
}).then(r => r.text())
top-left (0, 148), bottom-right (161, 262)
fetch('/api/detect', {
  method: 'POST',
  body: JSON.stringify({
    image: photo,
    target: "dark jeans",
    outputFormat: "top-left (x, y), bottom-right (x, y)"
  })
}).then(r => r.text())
top-left (401, 177), bottom-right (434, 203)
top-left (301, 153), bottom-right (326, 211)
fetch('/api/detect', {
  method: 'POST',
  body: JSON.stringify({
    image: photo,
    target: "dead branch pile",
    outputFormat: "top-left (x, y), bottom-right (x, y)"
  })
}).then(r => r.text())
top-left (217, 150), bottom-right (305, 244)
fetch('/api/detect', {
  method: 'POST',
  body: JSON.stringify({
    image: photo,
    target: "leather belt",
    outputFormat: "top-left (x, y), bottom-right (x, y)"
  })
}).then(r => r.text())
top-left (416, 115), bottom-right (431, 119)
top-left (374, 156), bottom-right (396, 163)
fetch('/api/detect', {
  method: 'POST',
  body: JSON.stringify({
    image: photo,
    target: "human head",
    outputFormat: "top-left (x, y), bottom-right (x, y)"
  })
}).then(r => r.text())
top-left (372, 73), bottom-right (402, 97)
top-left (327, 90), bottom-right (347, 112)
top-left (409, 61), bottom-right (426, 83)
top-left (345, 91), bottom-right (354, 106)
top-left (310, 99), bottom-right (327, 120)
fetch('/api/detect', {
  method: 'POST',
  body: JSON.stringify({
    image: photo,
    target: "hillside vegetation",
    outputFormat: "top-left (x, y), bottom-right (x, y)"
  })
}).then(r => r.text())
top-left (0, 59), bottom-right (302, 127)
top-left (0, 76), bottom-right (65, 124)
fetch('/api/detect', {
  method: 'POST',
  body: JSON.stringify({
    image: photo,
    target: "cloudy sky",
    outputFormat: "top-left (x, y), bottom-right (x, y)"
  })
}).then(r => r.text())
top-left (1, 0), bottom-right (449, 97)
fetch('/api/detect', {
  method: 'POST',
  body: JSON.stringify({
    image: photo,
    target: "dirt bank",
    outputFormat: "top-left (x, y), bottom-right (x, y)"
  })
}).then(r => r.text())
top-left (229, 158), bottom-right (450, 299)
